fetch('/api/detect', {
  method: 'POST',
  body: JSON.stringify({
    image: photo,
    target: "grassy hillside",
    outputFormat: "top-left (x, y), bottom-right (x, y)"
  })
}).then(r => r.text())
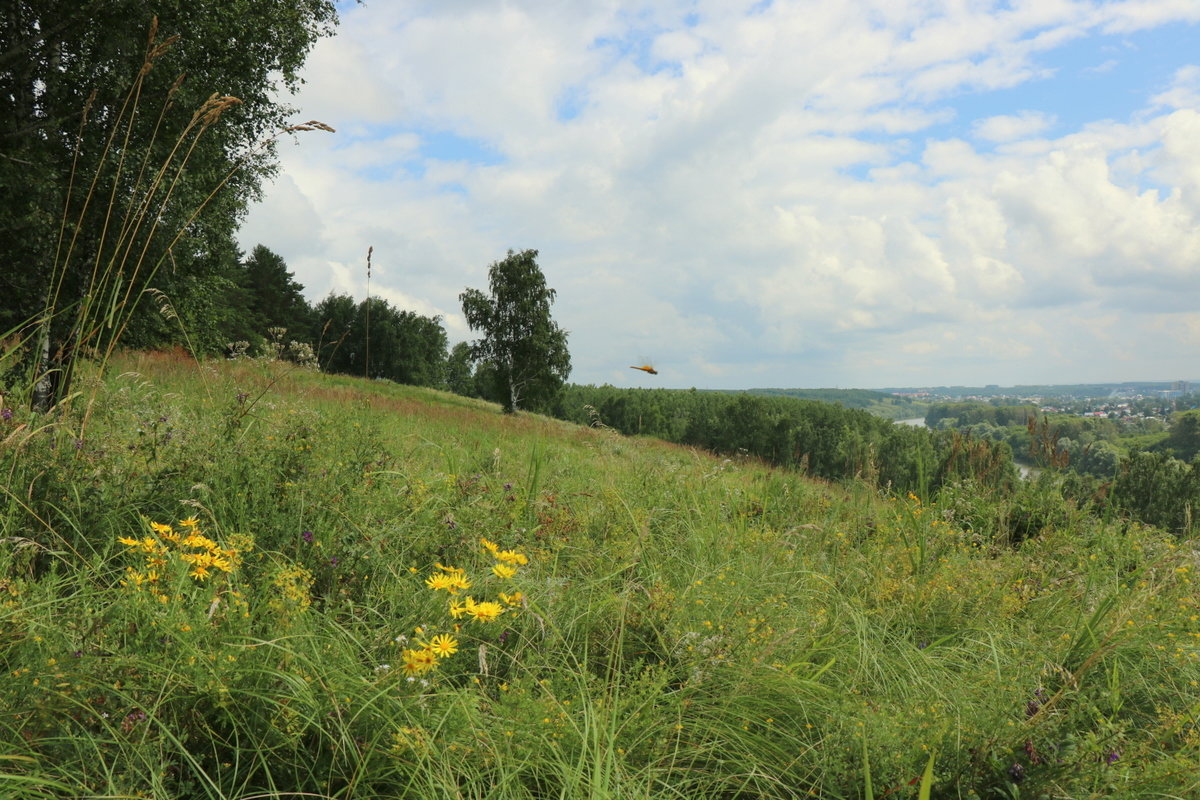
top-left (2, 350), bottom-right (1198, 798)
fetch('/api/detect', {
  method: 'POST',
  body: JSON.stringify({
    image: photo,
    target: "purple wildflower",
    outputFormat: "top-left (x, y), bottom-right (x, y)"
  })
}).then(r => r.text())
top-left (302, 530), bottom-right (315, 543)
top-left (121, 709), bottom-right (148, 733)
top-left (0, 407), bottom-right (12, 421)
top-left (329, 557), bottom-right (339, 566)
top-left (1106, 751), bottom-right (1120, 765)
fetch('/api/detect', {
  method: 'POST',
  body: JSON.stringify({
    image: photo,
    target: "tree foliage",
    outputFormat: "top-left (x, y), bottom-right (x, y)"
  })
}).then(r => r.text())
top-left (460, 249), bottom-right (571, 413)
top-left (239, 244), bottom-right (313, 340)
top-left (555, 385), bottom-right (1017, 498)
top-left (1162, 409), bottom-right (1200, 462)
top-left (312, 293), bottom-right (448, 388)
top-left (445, 341), bottom-right (477, 398)
top-left (0, 1), bottom-right (337, 404)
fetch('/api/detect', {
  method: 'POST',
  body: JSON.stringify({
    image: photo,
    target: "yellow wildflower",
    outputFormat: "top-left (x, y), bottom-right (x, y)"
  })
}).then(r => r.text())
top-left (465, 597), bottom-right (505, 624)
top-left (480, 537), bottom-right (500, 555)
top-left (401, 648), bottom-right (436, 674)
top-left (118, 536), bottom-right (141, 548)
top-left (425, 572), bottom-right (456, 592)
top-left (428, 634), bottom-right (459, 658)
top-left (149, 522), bottom-right (173, 536)
top-left (180, 552), bottom-right (217, 569)
top-left (182, 533), bottom-right (218, 551)
top-left (491, 563), bottom-right (517, 579)
top-left (496, 549), bottom-right (528, 566)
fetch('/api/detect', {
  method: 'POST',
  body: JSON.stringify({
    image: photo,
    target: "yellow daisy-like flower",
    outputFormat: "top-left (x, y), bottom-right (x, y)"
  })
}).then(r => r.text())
top-left (448, 600), bottom-right (467, 619)
top-left (491, 563), bottom-right (517, 579)
top-left (499, 592), bottom-right (524, 607)
top-left (402, 648), bottom-right (436, 673)
top-left (117, 536), bottom-right (141, 548)
top-left (465, 598), bottom-right (505, 624)
top-left (480, 537), bottom-right (500, 556)
top-left (121, 569), bottom-right (146, 587)
top-left (434, 562), bottom-right (464, 575)
top-left (149, 522), bottom-right (174, 536)
top-left (428, 634), bottom-right (459, 658)
top-left (425, 572), bottom-right (456, 592)
top-left (182, 533), bottom-right (218, 551)
top-left (446, 573), bottom-right (471, 594)
top-left (496, 549), bottom-right (528, 566)
top-left (179, 516), bottom-right (200, 528)
top-left (190, 564), bottom-right (212, 581)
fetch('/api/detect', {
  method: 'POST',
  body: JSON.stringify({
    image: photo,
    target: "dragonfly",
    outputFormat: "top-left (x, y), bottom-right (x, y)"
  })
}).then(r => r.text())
top-left (629, 365), bottom-right (658, 375)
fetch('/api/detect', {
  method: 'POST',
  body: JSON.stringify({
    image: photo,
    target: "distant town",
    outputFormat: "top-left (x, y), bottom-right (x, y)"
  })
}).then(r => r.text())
top-left (882, 380), bottom-right (1197, 424)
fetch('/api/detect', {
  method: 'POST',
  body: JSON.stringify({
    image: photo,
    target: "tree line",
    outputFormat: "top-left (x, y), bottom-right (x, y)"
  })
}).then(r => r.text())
top-left (552, 385), bottom-right (1017, 498)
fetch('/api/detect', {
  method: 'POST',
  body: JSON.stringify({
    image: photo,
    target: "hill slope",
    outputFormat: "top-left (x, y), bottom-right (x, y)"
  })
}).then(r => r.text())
top-left (1, 350), bottom-right (1197, 798)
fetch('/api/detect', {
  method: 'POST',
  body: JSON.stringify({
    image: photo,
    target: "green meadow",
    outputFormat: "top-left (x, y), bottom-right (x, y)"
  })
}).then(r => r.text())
top-left (2, 350), bottom-right (1198, 799)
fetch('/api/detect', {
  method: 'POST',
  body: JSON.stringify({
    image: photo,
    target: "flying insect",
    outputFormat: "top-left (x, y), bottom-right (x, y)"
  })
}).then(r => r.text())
top-left (630, 365), bottom-right (658, 375)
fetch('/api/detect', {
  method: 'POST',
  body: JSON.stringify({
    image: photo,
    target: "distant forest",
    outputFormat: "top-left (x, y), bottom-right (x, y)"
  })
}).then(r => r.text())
top-left (555, 385), bottom-right (1015, 500)
top-left (740, 387), bottom-right (928, 420)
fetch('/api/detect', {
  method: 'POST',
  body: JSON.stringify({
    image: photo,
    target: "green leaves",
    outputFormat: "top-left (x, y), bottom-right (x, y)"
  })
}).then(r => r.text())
top-left (460, 249), bottom-right (571, 413)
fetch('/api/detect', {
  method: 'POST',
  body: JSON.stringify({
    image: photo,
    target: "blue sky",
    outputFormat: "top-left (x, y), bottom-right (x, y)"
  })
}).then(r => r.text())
top-left (239, 0), bottom-right (1200, 390)
top-left (939, 21), bottom-right (1195, 135)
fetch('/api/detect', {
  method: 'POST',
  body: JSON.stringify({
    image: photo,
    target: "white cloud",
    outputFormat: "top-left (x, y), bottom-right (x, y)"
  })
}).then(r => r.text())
top-left (972, 110), bottom-right (1057, 142)
top-left (238, 0), bottom-right (1200, 388)
top-left (1152, 64), bottom-right (1200, 109)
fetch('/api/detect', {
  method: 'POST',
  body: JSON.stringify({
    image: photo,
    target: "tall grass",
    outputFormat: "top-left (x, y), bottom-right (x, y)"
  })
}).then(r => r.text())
top-left (2, 349), bottom-right (1198, 798)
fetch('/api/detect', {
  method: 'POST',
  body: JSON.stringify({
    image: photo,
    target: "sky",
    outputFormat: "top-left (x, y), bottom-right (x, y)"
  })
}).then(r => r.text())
top-left (236, 0), bottom-right (1200, 390)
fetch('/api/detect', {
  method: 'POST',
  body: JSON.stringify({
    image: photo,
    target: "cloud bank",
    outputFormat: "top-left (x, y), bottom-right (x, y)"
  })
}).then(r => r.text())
top-left (237, 0), bottom-right (1200, 388)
